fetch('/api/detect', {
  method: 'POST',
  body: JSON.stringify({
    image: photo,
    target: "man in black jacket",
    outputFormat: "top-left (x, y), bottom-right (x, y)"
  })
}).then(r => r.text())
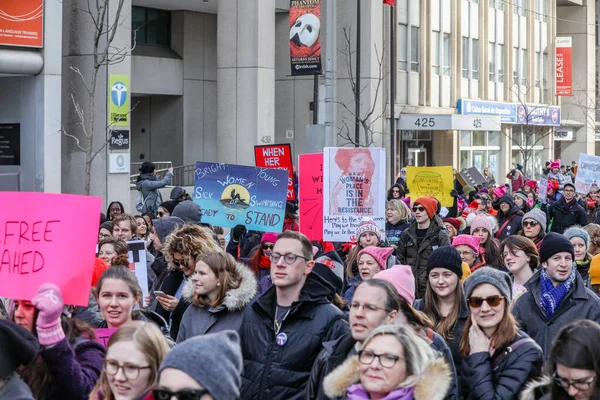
top-left (547, 182), bottom-right (587, 234)
top-left (239, 230), bottom-right (349, 400)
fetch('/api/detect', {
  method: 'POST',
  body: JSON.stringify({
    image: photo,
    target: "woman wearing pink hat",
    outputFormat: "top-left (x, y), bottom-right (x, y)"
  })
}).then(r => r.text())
top-left (453, 234), bottom-right (485, 272)
top-left (343, 246), bottom-right (394, 302)
top-left (469, 214), bottom-right (502, 270)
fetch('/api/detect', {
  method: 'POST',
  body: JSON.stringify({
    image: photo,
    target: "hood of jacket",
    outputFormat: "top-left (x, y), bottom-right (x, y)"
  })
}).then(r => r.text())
top-left (136, 172), bottom-right (157, 187)
top-left (183, 262), bottom-right (257, 311)
top-left (322, 354), bottom-right (452, 400)
top-left (520, 375), bottom-right (552, 400)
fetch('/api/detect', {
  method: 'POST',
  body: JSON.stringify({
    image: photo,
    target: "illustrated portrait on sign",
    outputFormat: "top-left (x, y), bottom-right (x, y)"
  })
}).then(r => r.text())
top-left (329, 148), bottom-right (376, 216)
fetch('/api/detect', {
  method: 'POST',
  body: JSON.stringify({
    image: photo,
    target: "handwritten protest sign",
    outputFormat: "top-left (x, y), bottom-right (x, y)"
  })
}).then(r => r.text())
top-left (94, 328), bottom-right (117, 348)
top-left (298, 153), bottom-right (323, 241)
top-left (0, 192), bottom-right (101, 306)
top-left (255, 144), bottom-right (295, 200)
top-left (194, 162), bottom-right (288, 232)
top-left (323, 148), bottom-right (386, 241)
top-left (538, 176), bottom-right (548, 204)
top-left (575, 154), bottom-right (600, 194)
top-left (127, 240), bottom-right (148, 301)
top-left (406, 166), bottom-right (454, 206)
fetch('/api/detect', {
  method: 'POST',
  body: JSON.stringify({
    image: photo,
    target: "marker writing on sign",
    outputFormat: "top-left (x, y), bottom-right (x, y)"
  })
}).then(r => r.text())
top-left (0, 220), bottom-right (60, 275)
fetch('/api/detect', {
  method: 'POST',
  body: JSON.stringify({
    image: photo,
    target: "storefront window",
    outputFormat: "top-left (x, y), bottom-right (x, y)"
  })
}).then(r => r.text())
top-left (460, 131), bottom-right (471, 146)
top-left (473, 131), bottom-right (486, 146)
top-left (459, 131), bottom-right (502, 181)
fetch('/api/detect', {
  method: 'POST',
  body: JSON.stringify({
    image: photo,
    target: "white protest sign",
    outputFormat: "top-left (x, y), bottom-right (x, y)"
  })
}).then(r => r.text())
top-left (575, 153), bottom-right (600, 194)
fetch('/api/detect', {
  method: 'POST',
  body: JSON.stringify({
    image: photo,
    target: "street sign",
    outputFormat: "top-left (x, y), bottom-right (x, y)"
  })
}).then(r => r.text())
top-left (398, 114), bottom-right (502, 131)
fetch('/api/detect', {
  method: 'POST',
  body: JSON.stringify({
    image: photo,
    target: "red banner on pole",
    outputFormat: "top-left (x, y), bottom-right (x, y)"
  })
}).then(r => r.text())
top-left (556, 37), bottom-right (572, 97)
top-left (384, 0), bottom-right (395, 5)
top-left (255, 144), bottom-right (296, 201)
top-left (298, 153), bottom-right (323, 241)
top-left (289, 0), bottom-right (322, 76)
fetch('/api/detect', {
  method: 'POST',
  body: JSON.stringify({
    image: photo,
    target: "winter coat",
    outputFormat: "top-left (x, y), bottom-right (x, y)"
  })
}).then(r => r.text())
top-left (0, 373), bottom-right (35, 400)
top-left (385, 219), bottom-right (411, 246)
top-left (495, 206), bottom-right (523, 240)
top-left (98, 309), bottom-right (173, 344)
top-left (135, 172), bottom-right (173, 214)
top-left (342, 275), bottom-right (361, 303)
top-left (396, 218), bottom-right (452, 299)
top-left (239, 273), bottom-right (350, 400)
top-left (546, 171), bottom-right (565, 190)
top-left (547, 198), bottom-right (587, 234)
top-left (507, 170), bottom-right (524, 192)
top-left (460, 330), bottom-right (543, 400)
top-left (39, 337), bottom-right (105, 400)
top-left (305, 334), bottom-right (356, 400)
top-left (322, 353), bottom-right (452, 400)
top-left (177, 262), bottom-right (257, 343)
top-left (148, 269), bottom-right (190, 340)
top-left (520, 376), bottom-right (553, 400)
top-left (512, 269), bottom-right (600, 356)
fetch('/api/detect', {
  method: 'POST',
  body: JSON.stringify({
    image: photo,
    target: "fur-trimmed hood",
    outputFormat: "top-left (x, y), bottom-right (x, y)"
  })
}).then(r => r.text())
top-left (520, 375), bottom-right (552, 400)
top-left (182, 262), bottom-right (257, 311)
top-left (322, 354), bottom-right (452, 400)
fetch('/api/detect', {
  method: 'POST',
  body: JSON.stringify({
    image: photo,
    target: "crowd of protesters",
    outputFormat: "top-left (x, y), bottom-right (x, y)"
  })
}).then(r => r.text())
top-left (3, 158), bottom-right (600, 400)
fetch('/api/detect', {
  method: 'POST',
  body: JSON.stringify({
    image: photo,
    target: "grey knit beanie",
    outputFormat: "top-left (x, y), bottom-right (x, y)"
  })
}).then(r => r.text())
top-left (564, 226), bottom-right (590, 250)
top-left (463, 266), bottom-right (512, 303)
top-left (152, 216), bottom-right (184, 243)
top-left (522, 208), bottom-right (547, 233)
top-left (159, 330), bottom-right (242, 400)
top-left (173, 200), bottom-right (202, 224)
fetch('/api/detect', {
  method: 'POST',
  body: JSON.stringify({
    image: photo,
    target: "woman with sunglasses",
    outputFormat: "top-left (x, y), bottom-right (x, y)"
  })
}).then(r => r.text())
top-left (245, 232), bottom-right (278, 281)
top-left (500, 236), bottom-right (538, 304)
top-left (386, 183), bottom-right (406, 201)
top-left (518, 209), bottom-right (547, 251)
top-left (460, 267), bottom-right (543, 399)
top-left (522, 320), bottom-right (600, 400)
top-left (177, 252), bottom-right (256, 343)
top-left (323, 324), bottom-right (453, 400)
top-left (156, 201), bottom-right (178, 219)
top-left (90, 321), bottom-right (170, 400)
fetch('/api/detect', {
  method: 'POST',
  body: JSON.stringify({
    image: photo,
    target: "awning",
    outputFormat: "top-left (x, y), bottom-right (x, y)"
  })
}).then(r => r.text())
top-left (0, 48), bottom-right (43, 75)
top-left (398, 114), bottom-right (502, 131)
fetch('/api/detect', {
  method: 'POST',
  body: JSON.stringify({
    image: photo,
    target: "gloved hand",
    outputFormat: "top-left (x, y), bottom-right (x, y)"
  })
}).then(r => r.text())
top-left (32, 284), bottom-right (65, 346)
top-left (232, 225), bottom-right (247, 242)
top-left (450, 189), bottom-right (458, 198)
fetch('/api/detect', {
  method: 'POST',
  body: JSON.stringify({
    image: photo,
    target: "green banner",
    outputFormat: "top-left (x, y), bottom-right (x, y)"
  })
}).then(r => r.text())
top-left (108, 74), bottom-right (130, 127)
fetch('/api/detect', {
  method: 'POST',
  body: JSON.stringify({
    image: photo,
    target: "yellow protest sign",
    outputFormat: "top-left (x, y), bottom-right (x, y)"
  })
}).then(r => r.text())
top-left (406, 166), bottom-right (454, 206)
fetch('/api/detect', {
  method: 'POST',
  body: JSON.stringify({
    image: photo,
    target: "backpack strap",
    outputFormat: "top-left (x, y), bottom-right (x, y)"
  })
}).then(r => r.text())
top-left (427, 328), bottom-right (435, 341)
top-left (491, 338), bottom-right (534, 370)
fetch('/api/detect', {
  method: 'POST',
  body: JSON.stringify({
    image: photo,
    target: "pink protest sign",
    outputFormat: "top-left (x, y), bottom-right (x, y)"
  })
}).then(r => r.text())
top-left (298, 153), bottom-right (323, 241)
top-left (95, 328), bottom-right (117, 348)
top-left (0, 192), bottom-right (102, 306)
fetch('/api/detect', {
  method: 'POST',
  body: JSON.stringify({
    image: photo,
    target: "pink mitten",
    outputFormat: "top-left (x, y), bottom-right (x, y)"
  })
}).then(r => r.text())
top-left (31, 284), bottom-right (65, 345)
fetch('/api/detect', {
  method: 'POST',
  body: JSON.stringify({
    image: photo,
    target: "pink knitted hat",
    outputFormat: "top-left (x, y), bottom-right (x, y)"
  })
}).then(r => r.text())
top-left (452, 234), bottom-right (482, 253)
top-left (469, 214), bottom-right (494, 234)
top-left (374, 265), bottom-right (416, 305)
top-left (357, 246), bottom-right (394, 270)
top-left (524, 180), bottom-right (537, 189)
top-left (261, 232), bottom-right (279, 244)
top-left (550, 159), bottom-right (560, 169)
top-left (493, 186), bottom-right (507, 198)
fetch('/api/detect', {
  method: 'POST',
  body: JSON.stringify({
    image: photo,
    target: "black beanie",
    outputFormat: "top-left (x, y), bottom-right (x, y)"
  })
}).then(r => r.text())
top-left (427, 245), bottom-right (463, 279)
top-left (0, 319), bottom-right (40, 379)
top-left (499, 193), bottom-right (515, 209)
top-left (539, 232), bottom-right (575, 264)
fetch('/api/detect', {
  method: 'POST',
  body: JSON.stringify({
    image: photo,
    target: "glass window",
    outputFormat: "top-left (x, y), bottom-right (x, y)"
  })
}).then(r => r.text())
top-left (411, 26), bottom-right (420, 72)
top-left (514, 0), bottom-right (525, 16)
top-left (398, 24), bottom-right (407, 71)
top-left (132, 6), bottom-right (170, 47)
top-left (535, 51), bottom-right (541, 88)
top-left (461, 150), bottom-right (470, 170)
top-left (432, 31), bottom-right (440, 75)
top-left (473, 131), bottom-right (486, 146)
top-left (489, 42), bottom-right (496, 82)
top-left (461, 131), bottom-right (472, 146)
top-left (521, 48), bottom-right (527, 86)
top-left (498, 44), bottom-right (505, 83)
top-left (443, 33), bottom-right (451, 76)
top-left (488, 131), bottom-right (501, 146)
top-left (462, 37), bottom-right (469, 78)
top-left (472, 39), bottom-right (479, 80)
top-left (542, 52), bottom-right (548, 90)
top-left (513, 47), bottom-right (519, 85)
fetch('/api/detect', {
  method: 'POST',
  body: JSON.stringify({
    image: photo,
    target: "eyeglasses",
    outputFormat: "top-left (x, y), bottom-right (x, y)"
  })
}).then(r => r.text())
top-left (358, 350), bottom-right (403, 368)
top-left (270, 252), bottom-right (310, 265)
top-left (103, 360), bottom-right (151, 380)
top-left (98, 233), bottom-right (112, 240)
top-left (523, 221), bottom-right (539, 228)
top-left (262, 244), bottom-right (274, 250)
top-left (552, 371), bottom-right (597, 391)
top-left (349, 302), bottom-right (389, 313)
top-left (153, 389), bottom-right (210, 400)
top-left (412, 206), bottom-right (426, 212)
top-left (467, 295), bottom-right (504, 308)
top-left (563, 189), bottom-right (575, 193)
top-left (392, 189), bottom-right (400, 193)
top-left (157, 211), bottom-right (165, 217)
top-left (172, 259), bottom-right (187, 267)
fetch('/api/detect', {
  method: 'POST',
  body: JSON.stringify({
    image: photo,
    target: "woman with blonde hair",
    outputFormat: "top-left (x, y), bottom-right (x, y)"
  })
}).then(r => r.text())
top-left (89, 321), bottom-right (170, 400)
top-left (584, 223), bottom-right (600, 256)
top-left (177, 251), bottom-right (257, 343)
top-left (323, 324), bottom-right (452, 400)
top-left (385, 199), bottom-right (412, 247)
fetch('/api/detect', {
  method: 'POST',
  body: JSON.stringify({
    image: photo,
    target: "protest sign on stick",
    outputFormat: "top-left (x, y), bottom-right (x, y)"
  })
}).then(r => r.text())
top-left (255, 144), bottom-right (295, 200)
top-left (575, 154), bottom-right (600, 194)
top-left (194, 162), bottom-right (288, 232)
top-left (406, 166), bottom-right (454, 206)
top-left (126, 240), bottom-right (148, 301)
top-left (538, 176), bottom-right (548, 204)
top-left (323, 148), bottom-right (386, 241)
top-left (298, 153), bottom-right (323, 241)
top-left (0, 192), bottom-right (101, 306)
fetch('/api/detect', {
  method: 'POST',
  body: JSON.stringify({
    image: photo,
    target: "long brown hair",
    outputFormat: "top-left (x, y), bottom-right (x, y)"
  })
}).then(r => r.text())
top-left (192, 252), bottom-right (242, 308)
top-left (89, 321), bottom-right (170, 400)
top-left (459, 294), bottom-right (517, 356)
top-left (500, 235), bottom-right (539, 271)
top-left (423, 276), bottom-right (465, 341)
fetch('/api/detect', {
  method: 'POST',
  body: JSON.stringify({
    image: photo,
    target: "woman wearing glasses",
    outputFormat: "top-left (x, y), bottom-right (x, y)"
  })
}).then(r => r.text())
top-left (246, 232), bottom-right (278, 281)
top-left (176, 252), bottom-right (256, 343)
top-left (90, 321), bottom-right (170, 400)
top-left (460, 267), bottom-right (543, 399)
top-left (323, 324), bottom-right (453, 400)
top-left (522, 320), bottom-right (600, 400)
top-left (518, 209), bottom-right (547, 251)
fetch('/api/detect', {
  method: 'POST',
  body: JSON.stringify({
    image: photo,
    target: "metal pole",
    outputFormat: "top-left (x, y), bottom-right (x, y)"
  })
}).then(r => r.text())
top-left (389, 4), bottom-right (396, 185)
top-left (324, 0), bottom-right (337, 148)
top-left (355, 0), bottom-right (361, 147)
top-left (313, 74), bottom-right (319, 124)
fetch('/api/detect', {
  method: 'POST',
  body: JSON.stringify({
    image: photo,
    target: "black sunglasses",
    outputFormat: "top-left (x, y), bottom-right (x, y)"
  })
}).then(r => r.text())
top-left (157, 211), bottom-right (165, 217)
top-left (412, 206), bottom-right (426, 212)
top-left (172, 259), bottom-right (187, 267)
top-left (523, 221), bottom-right (539, 228)
top-left (153, 389), bottom-right (210, 400)
top-left (262, 244), bottom-right (274, 250)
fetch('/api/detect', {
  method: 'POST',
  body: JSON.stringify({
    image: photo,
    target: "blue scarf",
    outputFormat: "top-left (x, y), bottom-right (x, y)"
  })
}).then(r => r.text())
top-left (540, 267), bottom-right (576, 320)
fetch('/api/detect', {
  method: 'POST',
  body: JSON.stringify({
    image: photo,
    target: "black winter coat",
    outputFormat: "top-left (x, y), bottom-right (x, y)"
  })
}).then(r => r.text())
top-left (495, 205), bottom-right (523, 240)
top-left (512, 269), bottom-right (600, 356)
top-left (395, 217), bottom-right (451, 299)
top-left (547, 198), bottom-right (587, 234)
top-left (149, 269), bottom-right (191, 340)
top-left (239, 273), bottom-right (350, 400)
top-left (461, 330), bottom-right (543, 399)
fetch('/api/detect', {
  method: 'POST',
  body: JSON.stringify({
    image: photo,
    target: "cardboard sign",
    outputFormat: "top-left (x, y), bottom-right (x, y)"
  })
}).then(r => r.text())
top-left (456, 167), bottom-right (487, 188)
top-left (0, 192), bottom-right (101, 306)
top-left (255, 144), bottom-right (295, 200)
top-left (298, 153), bottom-right (323, 241)
top-left (406, 166), bottom-right (454, 206)
top-left (94, 328), bottom-right (117, 348)
top-left (538, 176), bottom-right (548, 204)
top-left (323, 148), bottom-right (386, 241)
top-left (193, 162), bottom-right (288, 232)
top-left (575, 154), bottom-right (600, 194)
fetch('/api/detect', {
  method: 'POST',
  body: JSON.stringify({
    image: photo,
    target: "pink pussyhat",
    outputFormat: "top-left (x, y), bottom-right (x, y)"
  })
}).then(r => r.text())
top-left (357, 246), bottom-right (394, 270)
top-left (374, 265), bottom-right (416, 305)
top-left (493, 185), bottom-right (507, 198)
top-left (550, 159), bottom-right (560, 169)
top-left (452, 234), bottom-right (482, 253)
top-left (525, 180), bottom-right (537, 189)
